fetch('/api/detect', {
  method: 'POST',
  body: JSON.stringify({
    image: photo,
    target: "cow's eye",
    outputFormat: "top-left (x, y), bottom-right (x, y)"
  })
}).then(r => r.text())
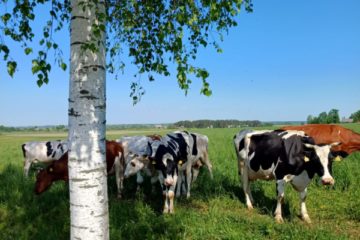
top-left (131, 161), bottom-right (136, 167)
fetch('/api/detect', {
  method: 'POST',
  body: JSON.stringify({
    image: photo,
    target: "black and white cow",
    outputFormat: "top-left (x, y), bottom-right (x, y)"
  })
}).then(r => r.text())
top-left (124, 132), bottom-right (213, 200)
top-left (234, 129), bottom-right (339, 223)
top-left (22, 140), bottom-right (68, 177)
top-left (176, 132), bottom-right (213, 197)
top-left (144, 131), bottom-right (197, 213)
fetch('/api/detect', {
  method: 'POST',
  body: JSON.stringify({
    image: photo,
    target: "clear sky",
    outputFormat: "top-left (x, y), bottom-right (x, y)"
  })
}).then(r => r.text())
top-left (1, 0), bottom-right (359, 126)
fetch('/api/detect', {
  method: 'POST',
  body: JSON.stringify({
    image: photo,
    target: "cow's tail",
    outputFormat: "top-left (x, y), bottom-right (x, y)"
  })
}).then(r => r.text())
top-left (21, 144), bottom-right (27, 158)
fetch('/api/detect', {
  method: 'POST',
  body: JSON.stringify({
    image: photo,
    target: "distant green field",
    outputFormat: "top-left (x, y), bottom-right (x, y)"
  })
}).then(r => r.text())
top-left (0, 124), bottom-right (359, 239)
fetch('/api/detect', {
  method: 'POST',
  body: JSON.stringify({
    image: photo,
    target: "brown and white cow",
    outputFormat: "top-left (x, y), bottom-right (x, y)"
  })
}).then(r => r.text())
top-left (281, 124), bottom-right (360, 158)
top-left (34, 140), bottom-right (126, 198)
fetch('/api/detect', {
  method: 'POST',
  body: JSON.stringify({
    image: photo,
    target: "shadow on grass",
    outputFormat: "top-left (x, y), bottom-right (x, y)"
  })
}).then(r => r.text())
top-left (186, 167), bottom-right (292, 221)
top-left (0, 164), bottom-right (70, 240)
top-left (0, 164), bottom-right (293, 240)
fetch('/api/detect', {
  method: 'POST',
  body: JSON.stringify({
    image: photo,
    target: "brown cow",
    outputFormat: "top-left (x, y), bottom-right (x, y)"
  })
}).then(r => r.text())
top-left (281, 124), bottom-right (360, 158)
top-left (35, 140), bottom-right (125, 198)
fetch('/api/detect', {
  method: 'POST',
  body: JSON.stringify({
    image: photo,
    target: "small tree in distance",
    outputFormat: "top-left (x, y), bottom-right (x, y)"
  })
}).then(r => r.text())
top-left (307, 109), bottom-right (340, 124)
top-left (350, 110), bottom-right (360, 122)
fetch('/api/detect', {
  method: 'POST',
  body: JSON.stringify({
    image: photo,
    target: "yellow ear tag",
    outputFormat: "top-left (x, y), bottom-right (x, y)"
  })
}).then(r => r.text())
top-left (49, 167), bottom-right (53, 172)
top-left (304, 156), bottom-right (310, 162)
top-left (178, 160), bottom-right (183, 165)
top-left (334, 156), bottom-right (342, 162)
top-left (152, 161), bottom-right (156, 165)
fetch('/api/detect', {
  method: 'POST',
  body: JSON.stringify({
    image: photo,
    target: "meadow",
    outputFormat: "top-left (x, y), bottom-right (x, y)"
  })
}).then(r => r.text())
top-left (0, 124), bottom-right (359, 239)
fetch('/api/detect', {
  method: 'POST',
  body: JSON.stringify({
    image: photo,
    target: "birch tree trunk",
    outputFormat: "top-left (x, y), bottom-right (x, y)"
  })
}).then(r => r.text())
top-left (68, 1), bottom-right (108, 239)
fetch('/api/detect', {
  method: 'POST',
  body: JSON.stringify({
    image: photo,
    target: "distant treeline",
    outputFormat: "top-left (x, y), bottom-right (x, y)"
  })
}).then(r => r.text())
top-left (172, 120), bottom-right (266, 128)
top-left (0, 124), bottom-right (168, 133)
top-left (0, 125), bottom-right (67, 132)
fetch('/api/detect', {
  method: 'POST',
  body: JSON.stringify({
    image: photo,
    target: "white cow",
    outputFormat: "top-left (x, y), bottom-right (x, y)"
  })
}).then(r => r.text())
top-left (22, 140), bottom-right (68, 177)
top-left (118, 135), bottom-right (161, 191)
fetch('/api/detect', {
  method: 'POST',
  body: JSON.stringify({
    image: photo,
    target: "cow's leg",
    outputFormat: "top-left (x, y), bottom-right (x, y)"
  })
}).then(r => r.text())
top-left (192, 167), bottom-right (200, 183)
top-left (274, 180), bottom-right (285, 223)
top-left (136, 172), bottom-right (144, 192)
top-left (150, 175), bottom-right (158, 193)
top-left (185, 162), bottom-right (192, 199)
top-left (158, 172), bottom-right (169, 213)
top-left (168, 190), bottom-right (175, 214)
top-left (24, 158), bottom-right (32, 177)
top-left (241, 165), bottom-right (253, 209)
top-left (176, 170), bottom-right (183, 197)
top-left (163, 190), bottom-right (169, 214)
top-left (299, 188), bottom-right (311, 223)
top-left (114, 156), bottom-right (124, 199)
top-left (290, 172), bottom-right (312, 223)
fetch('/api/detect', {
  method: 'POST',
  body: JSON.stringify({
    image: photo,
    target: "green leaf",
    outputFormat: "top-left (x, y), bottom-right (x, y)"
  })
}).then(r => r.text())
top-left (37, 79), bottom-right (43, 87)
top-left (32, 60), bottom-right (41, 74)
top-left (60, 62), bottom-right (67, 71)
top-left (1, 13), bottom-right (11, 23)
top-left (0, 44), bottom-right (9, 54)
top-left (25, 48), bottom-right (32, 55)
top-left (7, 61), bottom-right (17, 77)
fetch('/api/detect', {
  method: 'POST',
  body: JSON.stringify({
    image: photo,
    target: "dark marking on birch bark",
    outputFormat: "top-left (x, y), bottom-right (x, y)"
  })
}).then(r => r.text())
top-left (80, 185), bottom-right (98, 189)
top-left (71, 16), bottom-right (90, 21)
top-left (82, 65), bottom-right (106, 71)
top-left (71, 178), bottom-right (88, 182)
top-left (81, 167), bottom-right (105, 174)
top-left (71, 41), bottom-right (86, 46)
top-left (80, 90), bottom-right (90, 94)
top-left (71, 224), bottom-right (89, 230)
top-left (68, 98), bottom-right (75, 103)
top-left (80, 95), bottom-right (99, 100)
top-left (70, 203), bottom-right (85, 207)
top-left (69, 108), bottom-right (81, 117)
top-left (95, 104), bottom-right (106, 109)
top-left (95, 211), bottom-right (108, 218)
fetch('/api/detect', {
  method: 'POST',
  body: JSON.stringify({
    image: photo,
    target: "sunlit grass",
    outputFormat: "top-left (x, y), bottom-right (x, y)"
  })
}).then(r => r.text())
top-left (0, 125), bottom-right (359, 239)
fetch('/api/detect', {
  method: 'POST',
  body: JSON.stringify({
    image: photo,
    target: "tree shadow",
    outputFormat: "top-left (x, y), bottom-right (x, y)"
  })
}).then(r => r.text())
top-left (0, 164), bottom-right (70, 240)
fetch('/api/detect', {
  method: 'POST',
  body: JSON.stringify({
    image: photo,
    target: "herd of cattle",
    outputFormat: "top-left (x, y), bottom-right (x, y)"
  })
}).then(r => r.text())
top-left (21, 124), bottom-right (360, 223)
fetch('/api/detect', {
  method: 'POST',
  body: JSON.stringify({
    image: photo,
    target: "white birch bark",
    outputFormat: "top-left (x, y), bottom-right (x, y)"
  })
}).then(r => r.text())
top-left (68, 1), bottom-right (108, 239)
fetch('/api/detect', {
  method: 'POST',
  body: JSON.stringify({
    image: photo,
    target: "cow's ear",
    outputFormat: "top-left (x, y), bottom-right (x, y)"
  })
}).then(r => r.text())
top-left (304, 143), bottom-right (316, 149)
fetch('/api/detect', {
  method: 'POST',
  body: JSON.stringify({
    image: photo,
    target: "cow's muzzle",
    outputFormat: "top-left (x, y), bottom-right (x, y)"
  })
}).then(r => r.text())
top-left (321, 177), bottom-right (335, 186)
top-left (164, 178), bottom-right (174, 186)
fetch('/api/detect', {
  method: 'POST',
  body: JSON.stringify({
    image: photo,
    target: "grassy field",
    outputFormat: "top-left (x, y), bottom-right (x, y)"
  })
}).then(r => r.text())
top-left (0, 124), bottom-right (359, 239)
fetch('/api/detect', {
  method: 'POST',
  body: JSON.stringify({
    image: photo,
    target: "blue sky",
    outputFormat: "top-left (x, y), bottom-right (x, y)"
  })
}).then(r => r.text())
top-left (1, 0), bottom-right (359, 126)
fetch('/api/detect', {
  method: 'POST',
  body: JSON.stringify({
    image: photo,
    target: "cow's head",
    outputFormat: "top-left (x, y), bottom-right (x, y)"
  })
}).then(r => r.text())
top-left (35, 166), bottom-right (55, 194)
top-left (34, 155), bottom-right (68, 194)
top-left (124, 153), bottom-right (148, 178)
top-left (304, 142), bottom-right (340, 185)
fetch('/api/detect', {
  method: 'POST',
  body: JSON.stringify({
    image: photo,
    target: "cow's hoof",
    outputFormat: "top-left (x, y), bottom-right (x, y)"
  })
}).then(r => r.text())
top-left (302, 215), bottom-right (312, 224)
top-left (247, 205), bottom-right (254, 210)
top-left (275, 215), bottom-right (284, 223)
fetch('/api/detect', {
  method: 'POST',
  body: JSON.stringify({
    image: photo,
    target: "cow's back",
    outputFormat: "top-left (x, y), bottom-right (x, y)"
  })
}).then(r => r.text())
top-left (281, 124), bottom-right (360, 154)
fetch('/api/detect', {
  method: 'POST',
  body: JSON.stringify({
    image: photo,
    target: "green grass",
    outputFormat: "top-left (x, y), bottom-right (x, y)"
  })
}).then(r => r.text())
top-left (0, 125), bottom-right (359, 239)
